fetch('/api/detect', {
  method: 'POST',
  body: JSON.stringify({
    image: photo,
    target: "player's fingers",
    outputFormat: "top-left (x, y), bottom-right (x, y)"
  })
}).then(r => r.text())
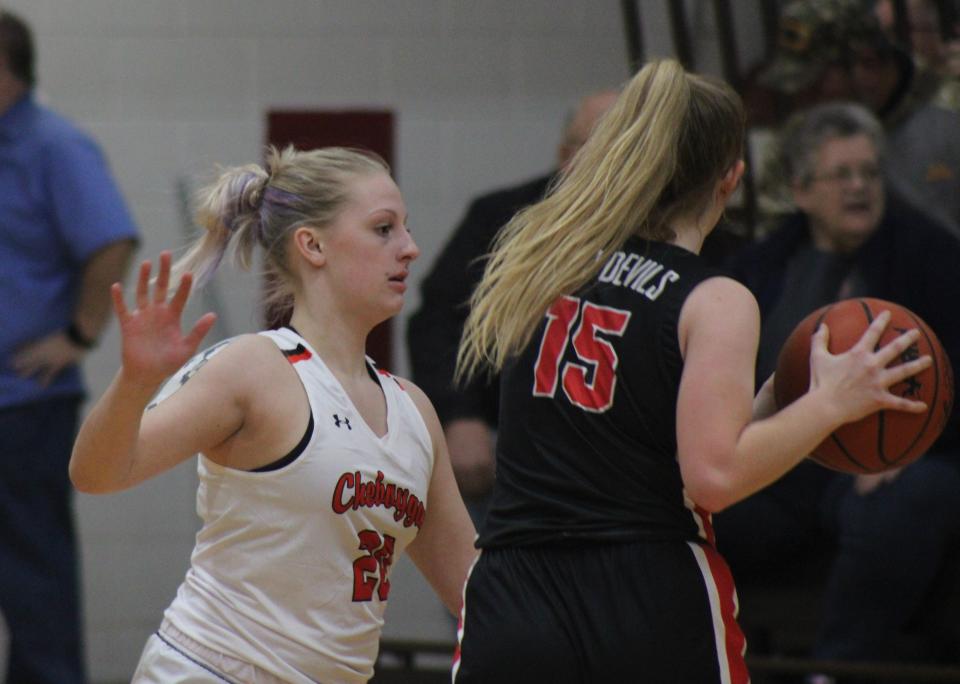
top-left (135, 260), bottom-right (152, 311)
top-left (884, 355), bottom-right (932, 385)
top-left (111, 283), bottom-right (129, 321)
top-left (169, 272), bottom-right (194, 316)
top-left (153, 251), bottom-right (172, 304)
top-left (811, 322), bottom-right (830, 352)
top-left (875, 327), bottom-right (922, 365)
top-left (184, 312), bottom-right (217, 350)
top-left (883, 395), bottom-right (928, 414)
top-left (855, 310), bottom-right (891, 350)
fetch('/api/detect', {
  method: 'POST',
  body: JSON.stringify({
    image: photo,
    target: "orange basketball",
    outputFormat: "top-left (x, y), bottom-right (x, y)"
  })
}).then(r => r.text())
top-left (774, 298), bottom-right (954, 474)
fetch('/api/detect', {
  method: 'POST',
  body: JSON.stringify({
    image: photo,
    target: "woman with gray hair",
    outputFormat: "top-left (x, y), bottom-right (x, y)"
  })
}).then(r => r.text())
top-left (780, 101), bottom-right (885, 191)
top-left (717, 101), bottom-right (960, 671)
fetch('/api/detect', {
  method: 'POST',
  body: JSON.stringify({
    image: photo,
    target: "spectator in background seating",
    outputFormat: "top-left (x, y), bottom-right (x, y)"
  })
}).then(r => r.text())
top-left (874, 0), bottom-right (960, 78)
top-left (405, 89), bottom-right (618, 525)
top-left (716, 101), bottom-right (960, 677)
top-left (756, 0), bottom-right (960, 235)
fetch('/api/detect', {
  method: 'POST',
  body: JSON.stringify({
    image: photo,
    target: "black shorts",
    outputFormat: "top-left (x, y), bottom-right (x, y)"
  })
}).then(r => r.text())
top-left (453, 539), bottom-right (748, 684)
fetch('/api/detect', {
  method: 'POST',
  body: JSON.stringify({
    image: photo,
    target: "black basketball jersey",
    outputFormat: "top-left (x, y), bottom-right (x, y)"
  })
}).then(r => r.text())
top-left (478, 237), bottom-right (725, 548)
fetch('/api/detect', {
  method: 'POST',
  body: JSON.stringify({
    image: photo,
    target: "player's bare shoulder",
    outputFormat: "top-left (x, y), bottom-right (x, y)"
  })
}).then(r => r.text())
top-left (385, 373), bottom-right (443, 445)
top-left (683, 275), bottom-right (758, 325)
top-left (386, 374), bottom-right (429, 412)
top-left (147, 333), bottom-right (299, 411)
top-left (687, 275), bottom-right (756, 308)
top-left (678, 276), bottom-right (759, 353)
top-left (218, 333), bottom-right (305, 405)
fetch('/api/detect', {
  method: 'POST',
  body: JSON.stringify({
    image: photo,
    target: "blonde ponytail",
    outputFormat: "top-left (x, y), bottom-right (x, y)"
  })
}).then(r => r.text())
top-left (456, 59), bottom-right (744, 383)
top-left (172, 164), bottom-right (268, 287)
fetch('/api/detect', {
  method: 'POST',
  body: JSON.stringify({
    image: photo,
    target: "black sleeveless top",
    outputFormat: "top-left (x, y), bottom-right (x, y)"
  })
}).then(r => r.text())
top-left (478, 237), bottom-right (725, 548)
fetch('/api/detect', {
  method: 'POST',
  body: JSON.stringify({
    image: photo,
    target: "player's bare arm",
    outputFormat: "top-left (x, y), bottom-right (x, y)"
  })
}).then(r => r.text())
top-left (402, 378), bottom-right (479, 615)
top-left (70, 254), bottom-right (307, 492)
top-left (676, 276), bottom-right (931, 512)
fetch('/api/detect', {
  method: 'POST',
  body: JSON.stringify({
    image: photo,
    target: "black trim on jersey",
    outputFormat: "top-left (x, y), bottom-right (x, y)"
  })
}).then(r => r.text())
top-left (285, 325), bottom-right (383, 386)
top-left (282, 343), bottom-right (310, 360)
top-left (251, 412), bottom-right (314, 473)
top-left (155, 631), bottom-right (239, 684)
top-left (282, 325), bottom-right (310, 359)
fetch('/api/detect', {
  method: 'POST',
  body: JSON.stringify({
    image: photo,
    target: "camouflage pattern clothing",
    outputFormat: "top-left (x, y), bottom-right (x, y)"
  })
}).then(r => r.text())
top-left (760, 0), bottom-right (885, 93)
top-left (756, 0), bottom-right (960, 234)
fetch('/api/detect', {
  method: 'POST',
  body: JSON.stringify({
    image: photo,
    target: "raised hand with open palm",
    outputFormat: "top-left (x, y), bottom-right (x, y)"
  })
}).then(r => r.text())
top-left (112, 251), bottom-right (217, 389)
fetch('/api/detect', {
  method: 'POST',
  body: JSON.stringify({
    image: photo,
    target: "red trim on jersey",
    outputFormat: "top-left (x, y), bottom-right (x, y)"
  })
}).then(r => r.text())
top-left (694, 503), bottom-right (716, 546)
top-left (701, 544), bottom-right (749, 684)
top-left (451, 553), bottom-right (478, 682)
top-left (282, 343), bottom-right (312, 364)
top-left (451, 629), bottom-right (463, 678)
top-left (379, 369), bottom-right (406, 391)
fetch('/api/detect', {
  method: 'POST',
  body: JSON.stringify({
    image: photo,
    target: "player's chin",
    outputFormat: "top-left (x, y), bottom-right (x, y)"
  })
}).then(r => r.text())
top-left (375, 294), bottom-right (406, 320)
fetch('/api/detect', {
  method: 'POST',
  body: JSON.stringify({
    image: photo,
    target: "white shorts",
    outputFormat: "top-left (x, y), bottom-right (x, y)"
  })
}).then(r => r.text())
top-left (131, 620), bottom-right (286, 684)
top-left (132, 633), bottom-right (233, 684)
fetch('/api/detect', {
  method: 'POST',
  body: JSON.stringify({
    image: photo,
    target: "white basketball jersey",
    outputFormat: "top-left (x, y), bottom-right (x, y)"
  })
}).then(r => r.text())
top-left (159, 328), bottom-right (434, 683)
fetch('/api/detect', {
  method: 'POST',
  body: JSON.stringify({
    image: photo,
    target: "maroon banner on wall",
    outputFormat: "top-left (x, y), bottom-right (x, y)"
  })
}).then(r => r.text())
top-left (265, 109), bottom-right (396, 370)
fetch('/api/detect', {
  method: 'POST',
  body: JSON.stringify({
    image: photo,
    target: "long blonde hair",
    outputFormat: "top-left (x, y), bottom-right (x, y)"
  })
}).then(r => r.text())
top-left (456, 59), bottom-right (744, 383)
top-left (172, 145), bottom-right (388, 315)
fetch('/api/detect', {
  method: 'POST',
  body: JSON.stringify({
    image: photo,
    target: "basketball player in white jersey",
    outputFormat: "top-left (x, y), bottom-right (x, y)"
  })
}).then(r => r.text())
top-left (69, 146), bottom-right (478, 683)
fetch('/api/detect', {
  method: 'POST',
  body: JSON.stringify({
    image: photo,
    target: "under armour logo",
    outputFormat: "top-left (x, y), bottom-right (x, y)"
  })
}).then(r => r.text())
top-left (333, 414), bottom-right (352, 430)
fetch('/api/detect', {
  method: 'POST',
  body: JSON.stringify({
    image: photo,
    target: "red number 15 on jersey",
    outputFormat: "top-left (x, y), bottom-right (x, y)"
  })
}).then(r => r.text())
top-left (533, 295), bottom-right (631, 413)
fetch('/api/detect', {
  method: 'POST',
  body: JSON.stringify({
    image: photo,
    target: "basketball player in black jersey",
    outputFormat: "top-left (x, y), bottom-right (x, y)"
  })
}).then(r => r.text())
top-left (451, 59), bottom-right (932, 683)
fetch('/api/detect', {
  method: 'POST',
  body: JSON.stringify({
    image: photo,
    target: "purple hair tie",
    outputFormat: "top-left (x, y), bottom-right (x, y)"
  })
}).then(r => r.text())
top-left (223, 172), bottom-right (265, 233)
top-left (263, 186), bottom-right (301, 207)
top-left (256, 186), bottom-right (302, 242)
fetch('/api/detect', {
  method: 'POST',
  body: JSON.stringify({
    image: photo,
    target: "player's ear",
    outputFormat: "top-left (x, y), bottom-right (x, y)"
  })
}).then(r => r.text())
top-left (293, 225), bottom-right (325, 267)
top-left (717, 160), bottom-right (745, 200)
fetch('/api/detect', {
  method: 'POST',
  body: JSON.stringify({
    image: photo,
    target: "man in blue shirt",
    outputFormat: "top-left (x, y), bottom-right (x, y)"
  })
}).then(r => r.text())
top-left (0, 11), bottom-right (138, 683)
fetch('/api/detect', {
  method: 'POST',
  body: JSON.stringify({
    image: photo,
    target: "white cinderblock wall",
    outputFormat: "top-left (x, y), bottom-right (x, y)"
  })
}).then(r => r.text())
top-left (4, 1), bottom-right (765, 680)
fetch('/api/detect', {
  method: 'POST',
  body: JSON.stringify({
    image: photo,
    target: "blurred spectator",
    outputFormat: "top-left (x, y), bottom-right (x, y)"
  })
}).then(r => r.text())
top-left (874, 0), bottom-right (960, 78)
top-left (755, 0), bottom-right (960, 234)
top-left (0, 10), bottom-right (138, 683)
top-left (716, 101), bottom-right (960, 675)
top-left (405, 90), bottom-right (617, 524)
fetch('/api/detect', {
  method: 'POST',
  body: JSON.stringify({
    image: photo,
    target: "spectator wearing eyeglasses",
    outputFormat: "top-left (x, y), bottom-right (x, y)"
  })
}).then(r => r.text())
top-left (714, 101), bottom-right (960, 676)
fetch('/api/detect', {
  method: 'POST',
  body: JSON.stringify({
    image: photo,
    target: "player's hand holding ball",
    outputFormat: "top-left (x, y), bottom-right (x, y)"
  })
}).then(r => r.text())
top-left (775, 298), bottom-right (953, 474)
